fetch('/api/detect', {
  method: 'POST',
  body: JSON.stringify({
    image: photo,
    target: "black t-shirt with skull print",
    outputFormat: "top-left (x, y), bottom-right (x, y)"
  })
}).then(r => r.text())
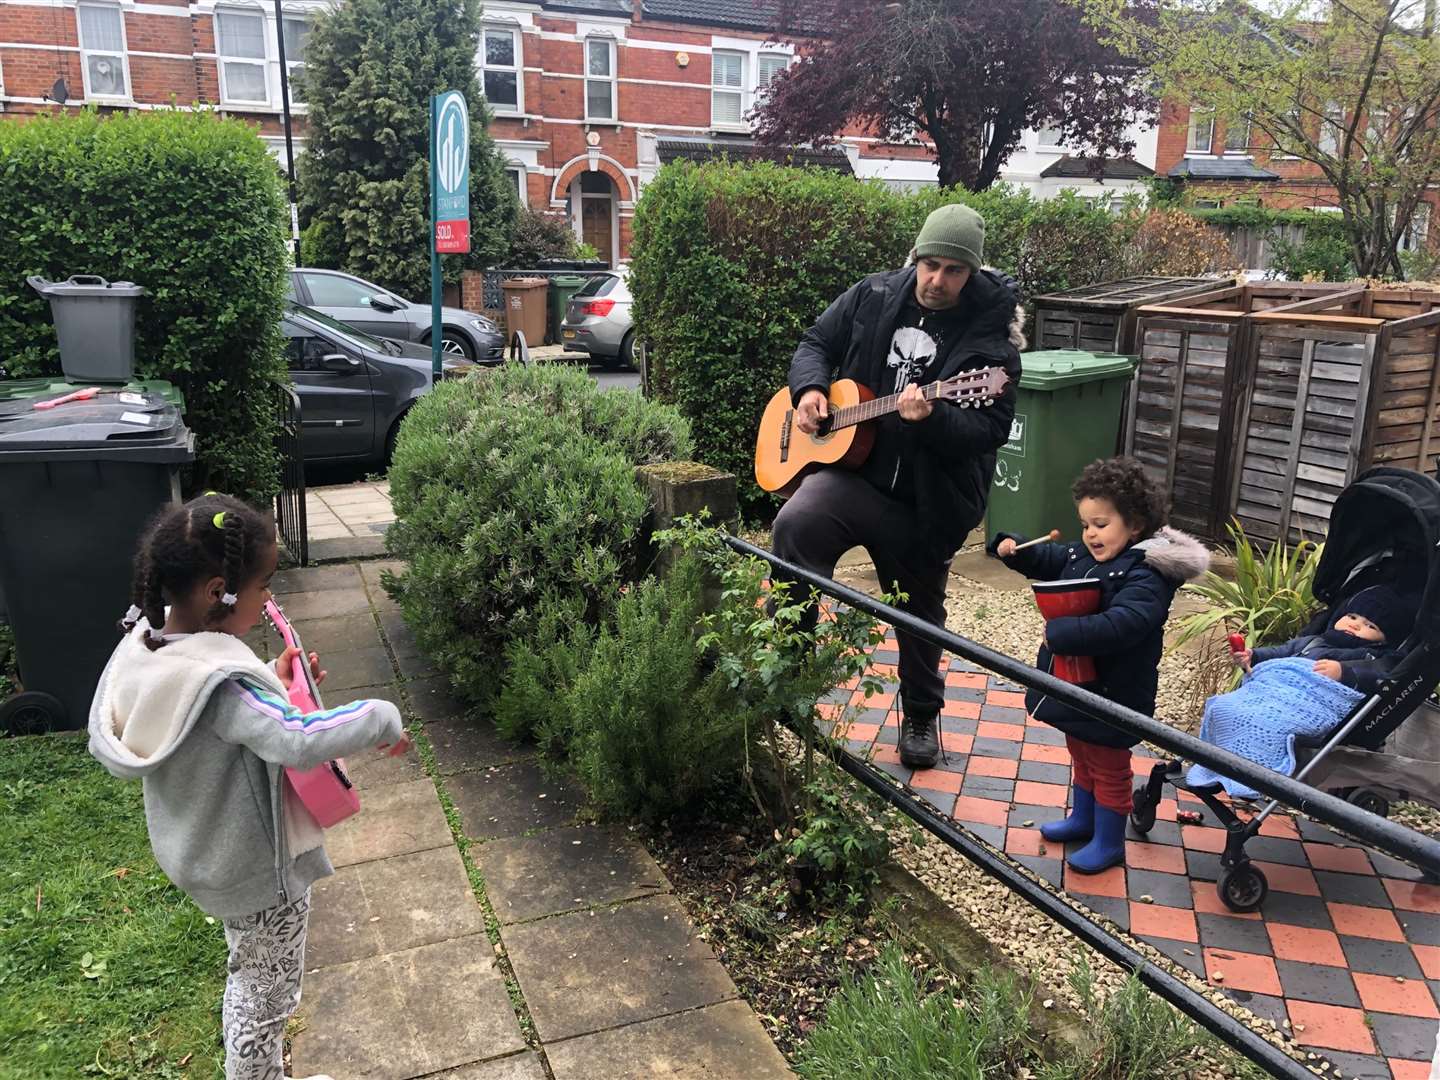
top-left (857, 292), bottom-right (969, 503)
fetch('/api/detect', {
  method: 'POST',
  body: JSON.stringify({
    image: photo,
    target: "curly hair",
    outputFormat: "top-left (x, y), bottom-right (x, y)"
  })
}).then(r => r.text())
top-left (1070, 457), bottom-right (1168, 540)
top-left (120, 493), bottom-right (275, 650)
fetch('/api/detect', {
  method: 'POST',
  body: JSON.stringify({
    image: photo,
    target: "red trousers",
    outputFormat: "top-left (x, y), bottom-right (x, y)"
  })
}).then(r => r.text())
top-left (1066, 736), bottom-right (1133, 814)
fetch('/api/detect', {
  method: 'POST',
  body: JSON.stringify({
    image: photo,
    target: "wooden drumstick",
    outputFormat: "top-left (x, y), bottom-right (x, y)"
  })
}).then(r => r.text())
top-left (1012, 529), bottom-right (1061, 551)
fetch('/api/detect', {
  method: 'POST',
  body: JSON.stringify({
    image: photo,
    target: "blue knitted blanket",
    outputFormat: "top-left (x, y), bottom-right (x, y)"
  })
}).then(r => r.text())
top-left (1187, 657), bottom-right (1365, 799)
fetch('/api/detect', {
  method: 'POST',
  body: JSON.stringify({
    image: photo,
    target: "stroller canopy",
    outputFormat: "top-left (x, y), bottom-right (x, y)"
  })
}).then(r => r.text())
top-left (1313, 467), bottom-right (1440, 646)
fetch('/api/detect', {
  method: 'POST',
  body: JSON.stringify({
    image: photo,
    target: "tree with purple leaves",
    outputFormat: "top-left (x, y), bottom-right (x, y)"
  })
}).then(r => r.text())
top-left (753, 0), bottom-right (1158, 191)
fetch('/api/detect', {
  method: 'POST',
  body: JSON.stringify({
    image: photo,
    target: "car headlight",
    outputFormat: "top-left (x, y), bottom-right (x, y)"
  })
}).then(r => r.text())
top-left (469, 317), bottom-right (496, 332)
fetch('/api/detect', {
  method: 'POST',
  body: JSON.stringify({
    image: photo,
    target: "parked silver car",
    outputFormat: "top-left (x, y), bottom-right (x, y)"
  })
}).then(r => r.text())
top-left (287, 268), bottom-right (503, 363)
top-left (560, 270), bottom-right (634, 369)
top-left (282, 303), bottom-right (473, 464)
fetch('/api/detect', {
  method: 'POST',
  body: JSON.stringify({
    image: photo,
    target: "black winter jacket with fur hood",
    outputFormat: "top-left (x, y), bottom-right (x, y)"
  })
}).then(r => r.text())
top-left (788, 266), bottom-right (1024, 560)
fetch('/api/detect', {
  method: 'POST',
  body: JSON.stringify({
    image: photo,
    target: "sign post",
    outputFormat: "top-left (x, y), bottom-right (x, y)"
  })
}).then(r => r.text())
top-left (429, 90), bottom-right (470, 379)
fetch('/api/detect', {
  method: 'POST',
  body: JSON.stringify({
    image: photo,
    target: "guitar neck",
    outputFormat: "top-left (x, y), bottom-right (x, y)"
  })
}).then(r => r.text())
top-left (828, 382), bottom-right (944, 431)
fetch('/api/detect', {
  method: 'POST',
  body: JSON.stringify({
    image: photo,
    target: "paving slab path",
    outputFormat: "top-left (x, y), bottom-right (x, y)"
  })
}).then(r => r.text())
top-left (264, 560), bottom-right (792, 1080)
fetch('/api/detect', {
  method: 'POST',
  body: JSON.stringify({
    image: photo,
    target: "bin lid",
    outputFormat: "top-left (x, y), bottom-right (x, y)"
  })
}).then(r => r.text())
top-left (0, 378), bottom-right (184, 413)
top-left (1017, 350), bottom-right (1136, 391)
top-left (503, 277), bottom-right (549, 288)
top-left (27, 274), bottom-right (147, 299)
top-left (551, 275), bottom-right (590, 287)
top-left (0, 391), bottom-right (193, 462)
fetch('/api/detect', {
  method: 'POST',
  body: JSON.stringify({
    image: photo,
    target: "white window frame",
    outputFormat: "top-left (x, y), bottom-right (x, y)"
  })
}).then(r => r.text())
top-left (507, 164), bottom-right (527, 208)
top-left (215, 7), bottom-right (271, 106)
top-left (711, 49), bottom-right (746, 129)
top-left (1318, 102), bottom-right (1346, 157)
top-left (76, 2), bottom-right (131, 102)
top-left (584, 36), bottom-right (616, 123)
top-left (756, 51), bottom-right (789, 102)
top-left (1036, 124), bottom-right (1065, 151)
top-left (1222, 114), bottom-right (1251, 155)
top-left (480, 23), bottom-right (523, 115)
top-left (280, 13), bottom-right (309, 105)
top-left (1400, 202), bottom-right (1431, 252)
top-left (1187, 108), bottom-right (1215, 155)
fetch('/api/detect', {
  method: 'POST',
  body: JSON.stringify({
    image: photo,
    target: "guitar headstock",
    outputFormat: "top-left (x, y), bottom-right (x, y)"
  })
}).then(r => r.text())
top-left (934, 366), bottom-right (1011, 408)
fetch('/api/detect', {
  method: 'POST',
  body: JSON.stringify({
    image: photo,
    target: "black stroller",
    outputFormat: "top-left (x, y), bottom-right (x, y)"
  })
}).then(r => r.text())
top-left (1130, 466), bottom-right (1440, 912)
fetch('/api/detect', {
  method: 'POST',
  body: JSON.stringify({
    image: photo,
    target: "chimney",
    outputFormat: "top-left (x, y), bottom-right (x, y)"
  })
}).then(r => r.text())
top-left (632, 0), bottom-right (643, 23)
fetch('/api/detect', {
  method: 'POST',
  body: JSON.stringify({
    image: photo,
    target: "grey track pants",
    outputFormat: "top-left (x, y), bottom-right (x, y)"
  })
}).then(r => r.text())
top-left (772, 468), bottom-right (951, 718)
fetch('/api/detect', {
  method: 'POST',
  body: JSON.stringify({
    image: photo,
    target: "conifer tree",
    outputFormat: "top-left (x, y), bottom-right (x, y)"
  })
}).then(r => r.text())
top-left (298, 0), bottom-right (515, 296)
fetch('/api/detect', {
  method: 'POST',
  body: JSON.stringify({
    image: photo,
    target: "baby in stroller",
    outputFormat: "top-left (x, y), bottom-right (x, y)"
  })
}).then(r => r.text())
top-left (1188, 586), bottom-right (1418, 800)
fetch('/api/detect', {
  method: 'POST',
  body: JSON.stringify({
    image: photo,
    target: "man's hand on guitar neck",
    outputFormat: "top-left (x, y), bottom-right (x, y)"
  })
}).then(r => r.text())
top-left (795, 388), bottom-right (829, 435)
top-left (897, 383), bottom-right (932, 422)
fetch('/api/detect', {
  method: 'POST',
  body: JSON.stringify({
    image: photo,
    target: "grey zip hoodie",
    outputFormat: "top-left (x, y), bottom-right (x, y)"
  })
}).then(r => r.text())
top-left (88, 622), bottom-right (404, 918)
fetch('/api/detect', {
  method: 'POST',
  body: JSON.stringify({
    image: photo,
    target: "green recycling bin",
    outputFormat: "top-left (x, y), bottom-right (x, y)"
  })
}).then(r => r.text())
top-left (548, 274), bottom-right (590, 346)
top-left (987, 350), bottom-right (1137, 545)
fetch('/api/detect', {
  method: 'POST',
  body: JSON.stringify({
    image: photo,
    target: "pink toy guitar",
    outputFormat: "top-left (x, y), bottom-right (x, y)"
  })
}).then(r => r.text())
top-left (264, 598), bottom-right (361, 828)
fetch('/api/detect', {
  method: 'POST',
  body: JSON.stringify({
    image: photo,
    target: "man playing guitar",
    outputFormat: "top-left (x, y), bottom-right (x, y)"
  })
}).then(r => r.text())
top-left (774, 204), bottom-right (1024, 769)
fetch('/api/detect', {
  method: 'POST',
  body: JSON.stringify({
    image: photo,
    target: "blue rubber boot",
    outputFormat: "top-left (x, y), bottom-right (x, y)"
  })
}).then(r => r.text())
top-left (1040, 786), bottom-right (1095, 843)
top-left (1067, 805), bottom-right (1128, 874)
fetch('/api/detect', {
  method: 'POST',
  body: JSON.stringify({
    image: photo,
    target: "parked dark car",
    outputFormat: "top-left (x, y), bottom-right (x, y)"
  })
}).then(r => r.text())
top-left (287, 268), bottom-right (503, 363)
top-left (282, 303), bottom-right (473, 464)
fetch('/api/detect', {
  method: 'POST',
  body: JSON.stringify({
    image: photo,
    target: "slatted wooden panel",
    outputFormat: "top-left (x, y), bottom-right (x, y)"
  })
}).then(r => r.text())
top-left (1367, 304), bottom-right (1440, 477)
top-left (1127, 316), bottom-right (1240, 539)
top-left (1229, 327), bottom-right (1374, 544)
top-left (1033, 307), bottom-right (1123, 352)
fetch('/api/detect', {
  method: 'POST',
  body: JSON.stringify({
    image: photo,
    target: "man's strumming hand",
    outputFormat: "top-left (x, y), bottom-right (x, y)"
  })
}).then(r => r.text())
top-left (796, 389), bottom-right (829, 435)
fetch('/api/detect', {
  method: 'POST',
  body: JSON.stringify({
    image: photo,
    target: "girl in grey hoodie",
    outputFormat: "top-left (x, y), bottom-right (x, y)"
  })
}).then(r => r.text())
top-left (89, 494), bottom-right (407, 1080)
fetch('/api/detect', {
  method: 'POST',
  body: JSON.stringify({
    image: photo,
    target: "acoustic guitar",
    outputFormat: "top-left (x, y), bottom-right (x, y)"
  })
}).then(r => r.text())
top-left (754, 368), bottom-right (1011, 495)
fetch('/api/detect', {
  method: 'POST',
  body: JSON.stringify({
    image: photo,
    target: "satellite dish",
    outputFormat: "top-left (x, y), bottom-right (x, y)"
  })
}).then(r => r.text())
top-left (44, 77), bottom-right (70, 105)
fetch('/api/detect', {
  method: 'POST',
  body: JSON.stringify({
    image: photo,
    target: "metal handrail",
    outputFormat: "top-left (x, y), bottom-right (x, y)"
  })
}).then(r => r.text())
top-left (722, 534), bottom-right (1440, 875)
top-left (720, 532), bottom-right (1440, 1078)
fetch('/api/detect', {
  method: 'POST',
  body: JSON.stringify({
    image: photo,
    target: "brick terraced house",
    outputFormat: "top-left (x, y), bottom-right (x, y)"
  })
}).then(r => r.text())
top-left (0, 0), bottom-right (1160, 264)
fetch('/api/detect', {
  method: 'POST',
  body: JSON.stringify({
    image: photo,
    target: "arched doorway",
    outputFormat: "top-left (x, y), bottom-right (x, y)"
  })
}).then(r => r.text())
top-left (572, 171), bottom-right (616, 267)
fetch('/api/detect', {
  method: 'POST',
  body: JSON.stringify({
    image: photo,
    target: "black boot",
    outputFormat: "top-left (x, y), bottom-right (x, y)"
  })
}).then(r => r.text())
top-left (898, 711), bottom-right (940, 769)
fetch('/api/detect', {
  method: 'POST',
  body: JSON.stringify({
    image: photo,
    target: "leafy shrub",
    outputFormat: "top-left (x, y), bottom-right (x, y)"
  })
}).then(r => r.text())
top-left (564, 555), bottom-right (750, 819)
top-left (1171, 521), bottom-right (1324, 693)
top-left (1267, 215), bottom-right (1354, 281)
top-left (630, 163), bottom-right (1127, 517)
top-left (0, 109), bottom-right (290, 501)
top-left (1120, 209), bottom-right (1239, 276)
top-left (384, 362), bottom-right (691, 704)
top-left (786, 768), bottom-right (890, 904)
top-left (505, 208), bottom-right (584, 266)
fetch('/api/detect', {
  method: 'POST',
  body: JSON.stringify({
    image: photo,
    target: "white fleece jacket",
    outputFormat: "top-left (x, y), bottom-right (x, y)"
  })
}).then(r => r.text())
top-left (89, 623), bottom-right (404, 917)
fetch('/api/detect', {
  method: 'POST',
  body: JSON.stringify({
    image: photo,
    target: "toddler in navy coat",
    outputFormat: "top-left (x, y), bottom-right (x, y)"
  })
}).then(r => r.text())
top-left (991, 458), bottom-right (1209, 873)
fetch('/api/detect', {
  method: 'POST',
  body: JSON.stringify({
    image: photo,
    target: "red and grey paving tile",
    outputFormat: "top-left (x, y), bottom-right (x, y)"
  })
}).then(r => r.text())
top-left (819, 632), bottom-right (1440, 1080)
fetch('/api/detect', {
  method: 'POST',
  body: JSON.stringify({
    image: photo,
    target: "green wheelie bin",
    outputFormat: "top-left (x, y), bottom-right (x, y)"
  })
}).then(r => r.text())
top-left (986, 350), bottom-right (1137, 545)
top-left (548, 274), bottom-right (590, 346)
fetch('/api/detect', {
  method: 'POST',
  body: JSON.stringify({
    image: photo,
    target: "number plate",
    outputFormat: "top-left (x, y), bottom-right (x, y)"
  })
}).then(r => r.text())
top-left (562, 329), bottom-right (576, 339)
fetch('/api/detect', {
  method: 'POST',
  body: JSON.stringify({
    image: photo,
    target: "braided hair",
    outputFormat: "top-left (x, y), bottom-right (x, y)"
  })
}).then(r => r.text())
top-left (120, 493), bottom-right (276, 651)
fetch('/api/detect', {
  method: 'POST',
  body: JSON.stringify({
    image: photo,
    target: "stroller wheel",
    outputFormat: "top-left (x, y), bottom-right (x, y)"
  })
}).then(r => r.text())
top-left (1217, 863), bottom-right (1269, 913)
top-left (1347, 788), bottom-right (1391, 818)
top-left (0, 691), bottom-right (68, 737)
top-left (1129, 785), bottom-right (1157, 836)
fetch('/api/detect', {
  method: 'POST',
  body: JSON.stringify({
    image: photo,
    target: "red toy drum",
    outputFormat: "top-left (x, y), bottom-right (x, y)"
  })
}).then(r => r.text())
top-left (1031, 579), bottom-right (1102, 684)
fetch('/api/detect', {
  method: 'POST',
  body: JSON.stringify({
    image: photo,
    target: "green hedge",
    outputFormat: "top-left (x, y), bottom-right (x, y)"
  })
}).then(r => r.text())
top-left (628, 163), bottom-right (1133, 517)
top-left (383, 363), bottom-right (691, 705)
top-left (0, 109), bottom-right (290, 502)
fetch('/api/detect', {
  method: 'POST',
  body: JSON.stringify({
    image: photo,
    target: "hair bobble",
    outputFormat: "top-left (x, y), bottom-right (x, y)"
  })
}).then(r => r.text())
top-left (122, 604), bottom-right (143, 627)
top-left (147, 627), bottom-right (165, 641)
top-left (212, 511), bottom-right (226, 529)
top-left (220, 592), bottom-right (239, 607)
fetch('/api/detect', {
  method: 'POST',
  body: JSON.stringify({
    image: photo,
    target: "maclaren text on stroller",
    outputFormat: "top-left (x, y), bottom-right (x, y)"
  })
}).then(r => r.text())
top-left (1130, 466), bottom-right (1440, 913)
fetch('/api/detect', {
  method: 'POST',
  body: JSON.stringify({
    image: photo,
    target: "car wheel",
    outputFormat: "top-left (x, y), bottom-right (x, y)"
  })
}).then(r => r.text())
top-left (619, 331), bottom-right (636, 370)
top-left (440, 331), bottom-right (475, 361)
top-left (384, 411), bottom-right (409, 466)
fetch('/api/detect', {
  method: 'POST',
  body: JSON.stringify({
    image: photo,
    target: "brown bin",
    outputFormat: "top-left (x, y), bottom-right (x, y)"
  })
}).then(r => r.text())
top-left (502, 277), bottom-right (549, 348)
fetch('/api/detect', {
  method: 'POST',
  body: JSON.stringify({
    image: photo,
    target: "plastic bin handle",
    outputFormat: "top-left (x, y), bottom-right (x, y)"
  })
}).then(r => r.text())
top-left (25, 275), bottom-right (53, 295)
top-left (66, 275), bottom-right (110, 287)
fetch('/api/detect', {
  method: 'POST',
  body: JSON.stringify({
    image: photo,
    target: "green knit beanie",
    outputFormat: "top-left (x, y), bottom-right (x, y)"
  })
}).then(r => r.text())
top-left (914, 204), bottom-right (985, 270)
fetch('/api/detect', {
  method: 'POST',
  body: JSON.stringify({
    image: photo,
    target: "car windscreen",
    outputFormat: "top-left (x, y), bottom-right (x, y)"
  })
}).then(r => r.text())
top-left (286, 302), bottom-right (393, 354)
top-left (574, 274), bottom-right (618, 299)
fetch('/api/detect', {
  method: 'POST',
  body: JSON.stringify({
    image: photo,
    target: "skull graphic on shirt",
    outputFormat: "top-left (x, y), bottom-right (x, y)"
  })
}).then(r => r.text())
top-left (887, 326), bottom-right (938, 392)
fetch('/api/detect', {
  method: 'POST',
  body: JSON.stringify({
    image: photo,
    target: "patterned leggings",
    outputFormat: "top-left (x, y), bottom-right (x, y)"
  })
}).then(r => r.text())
top-left (222, 890), bottom-right (311, 1080)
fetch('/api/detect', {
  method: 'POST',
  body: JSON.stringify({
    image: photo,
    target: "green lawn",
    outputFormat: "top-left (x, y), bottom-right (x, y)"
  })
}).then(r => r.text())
top-left (0, 734), bottom-right (225, 1079)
